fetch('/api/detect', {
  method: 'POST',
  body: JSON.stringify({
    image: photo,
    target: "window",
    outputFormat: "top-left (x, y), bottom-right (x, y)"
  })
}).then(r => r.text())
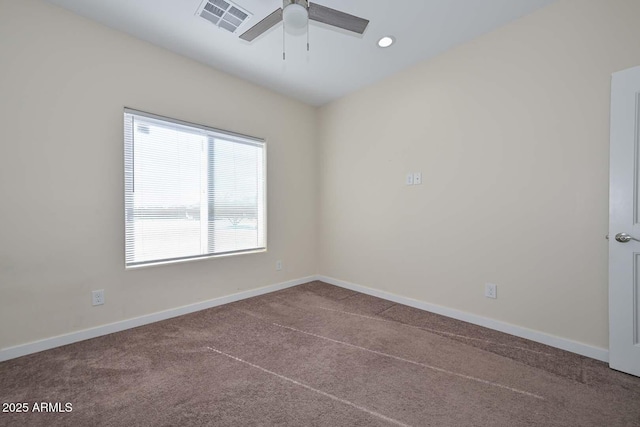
top-left (124, 109), bottom-right (266, 268)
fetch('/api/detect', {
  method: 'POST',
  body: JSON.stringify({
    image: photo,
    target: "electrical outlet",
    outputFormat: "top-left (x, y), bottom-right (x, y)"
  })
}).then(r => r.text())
top-left (276, 260), bottom-right (283, 271)
top-left (92, 289), bottom-right (104, 306)
top-left (485, 283), bottom-right (497, 299)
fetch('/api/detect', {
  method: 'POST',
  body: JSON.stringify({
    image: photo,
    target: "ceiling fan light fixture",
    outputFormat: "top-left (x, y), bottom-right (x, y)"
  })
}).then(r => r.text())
top-left (283, 3), bottom-right (308, 35)
top-left (378, 36), bottom-right (395, 48)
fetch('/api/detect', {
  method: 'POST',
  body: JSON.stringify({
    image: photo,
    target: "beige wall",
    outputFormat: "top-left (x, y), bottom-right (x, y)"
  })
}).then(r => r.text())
top-left (0, 0), bottom-right (318, 349)
top-left (2, 0), bottom-right (639, 355)
top-left (318, 0), bottom-right (640, 350)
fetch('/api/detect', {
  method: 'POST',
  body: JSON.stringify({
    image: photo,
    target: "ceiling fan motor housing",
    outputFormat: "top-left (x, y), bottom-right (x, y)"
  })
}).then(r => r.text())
top-left (240, 0), bottom-right (368, 43)
top-left (283, 0), bottom-right (309, 9)
top-left (283, 0), bottom-right (309, 34)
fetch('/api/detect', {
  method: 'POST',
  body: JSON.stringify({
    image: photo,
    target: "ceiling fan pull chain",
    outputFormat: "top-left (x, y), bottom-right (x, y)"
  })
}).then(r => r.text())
top-left (282, 19), bottom-right (286, 60)
top-left (307, 9), bottom-right (310, 52)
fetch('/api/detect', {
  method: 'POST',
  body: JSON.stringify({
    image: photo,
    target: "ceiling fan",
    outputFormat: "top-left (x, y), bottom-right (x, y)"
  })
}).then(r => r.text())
top-left (240, 0), bottom-right (369, 51)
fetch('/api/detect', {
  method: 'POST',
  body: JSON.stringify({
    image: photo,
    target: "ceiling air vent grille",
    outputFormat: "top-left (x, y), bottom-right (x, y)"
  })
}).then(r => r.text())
top-left (198, 0), bottom-right (252, 34)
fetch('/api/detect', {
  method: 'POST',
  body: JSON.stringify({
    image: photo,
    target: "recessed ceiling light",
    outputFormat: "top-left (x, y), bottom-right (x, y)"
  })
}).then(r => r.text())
top-left (378, 36), bottom-right (395, 48)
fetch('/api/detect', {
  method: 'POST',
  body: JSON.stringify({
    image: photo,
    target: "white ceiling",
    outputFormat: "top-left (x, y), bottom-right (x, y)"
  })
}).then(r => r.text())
top-left (45, 0), bottom-right (557, 106)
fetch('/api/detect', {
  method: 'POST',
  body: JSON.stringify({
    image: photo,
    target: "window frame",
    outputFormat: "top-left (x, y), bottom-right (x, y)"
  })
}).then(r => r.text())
top-left (123, 108), bottom-right (268, 269)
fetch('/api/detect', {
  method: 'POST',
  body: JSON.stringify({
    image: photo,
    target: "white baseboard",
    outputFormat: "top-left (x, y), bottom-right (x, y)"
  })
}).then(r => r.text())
top-left (318, 275), bottom-right (609, 363)
top-left (1, 274), bottom-right (609, 364)
top-left (0, 276), bottom-right (315, 363)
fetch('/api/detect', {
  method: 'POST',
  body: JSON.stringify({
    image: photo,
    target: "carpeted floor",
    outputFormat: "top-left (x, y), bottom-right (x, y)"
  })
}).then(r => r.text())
top-left (1, 281), bottom-right (639, 426)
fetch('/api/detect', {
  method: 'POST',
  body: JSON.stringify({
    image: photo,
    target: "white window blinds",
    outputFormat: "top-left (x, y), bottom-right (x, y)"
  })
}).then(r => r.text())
top-left (124, 109), bottom-right (266, 268)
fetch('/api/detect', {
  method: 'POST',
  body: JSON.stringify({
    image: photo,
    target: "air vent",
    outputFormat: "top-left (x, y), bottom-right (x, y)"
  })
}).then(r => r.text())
top-left (197, 0), bottom-right (252, 34)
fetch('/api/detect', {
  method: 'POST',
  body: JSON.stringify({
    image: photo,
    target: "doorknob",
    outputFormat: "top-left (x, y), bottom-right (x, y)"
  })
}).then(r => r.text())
top-left (615, 232), bottom-right (640, 243)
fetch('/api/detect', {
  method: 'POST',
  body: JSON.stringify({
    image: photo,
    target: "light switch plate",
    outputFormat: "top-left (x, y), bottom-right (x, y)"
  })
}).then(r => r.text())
top-left (413, 172), bottom-right (422, 185)
top-left (406, 174), bottom-right (414, 185)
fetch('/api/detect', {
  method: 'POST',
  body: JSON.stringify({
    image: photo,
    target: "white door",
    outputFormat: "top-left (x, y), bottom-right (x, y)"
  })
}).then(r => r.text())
top-left (609, 65), bottom-right (640, 377)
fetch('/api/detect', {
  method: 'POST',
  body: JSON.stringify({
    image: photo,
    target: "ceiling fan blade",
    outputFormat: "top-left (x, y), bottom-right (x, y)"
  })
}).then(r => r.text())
top-left (308, 3), bottom-right (369, 35)
top-left (239, 8), bottom-right (283, 42)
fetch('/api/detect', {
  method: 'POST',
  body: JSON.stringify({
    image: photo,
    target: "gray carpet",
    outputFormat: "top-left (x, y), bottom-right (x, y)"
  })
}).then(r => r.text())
top-left (1, 281), bottom-right (639, 426)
